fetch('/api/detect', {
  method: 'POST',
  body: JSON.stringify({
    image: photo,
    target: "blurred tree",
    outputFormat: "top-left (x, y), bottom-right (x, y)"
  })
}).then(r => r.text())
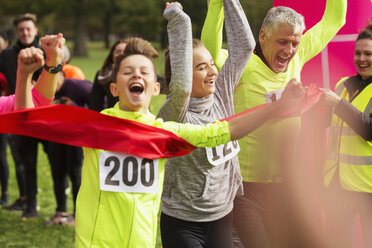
top-left (241, 0), bottom-right (272, 41)
top-left (0, 0), bottom-right (272, 56)
top-left (73, 0), bottom-right (88, 56)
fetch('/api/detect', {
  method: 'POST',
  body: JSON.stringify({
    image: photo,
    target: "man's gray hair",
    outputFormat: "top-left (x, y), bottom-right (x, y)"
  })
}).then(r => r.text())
top-left (261, 6), bottom-right (305, 36)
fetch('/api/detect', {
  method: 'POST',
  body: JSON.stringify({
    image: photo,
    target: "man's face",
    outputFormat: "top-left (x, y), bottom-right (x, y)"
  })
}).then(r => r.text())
top-left (259, 23), bottom-right (302, 73)
top-left (16, 20), bottom-right (38, 46)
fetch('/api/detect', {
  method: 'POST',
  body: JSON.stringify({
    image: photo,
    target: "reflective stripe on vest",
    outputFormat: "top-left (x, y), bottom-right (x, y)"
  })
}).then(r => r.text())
top-left (364, 98), bottom-right (372, 115)
top-left (338, 153), bottom-right (372, 165)
top-left (335, 80), bottom-right (346, 95)
top-left (329, 125), bottom-right (355, 137)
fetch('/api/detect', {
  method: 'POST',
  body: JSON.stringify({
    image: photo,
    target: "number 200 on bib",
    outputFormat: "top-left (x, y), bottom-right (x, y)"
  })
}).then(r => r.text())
top-left (99, 151), bottom-right (159, 193)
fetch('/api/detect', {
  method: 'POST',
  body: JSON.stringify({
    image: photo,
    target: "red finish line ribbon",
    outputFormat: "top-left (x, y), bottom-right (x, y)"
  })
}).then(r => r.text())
top-left (0, 104), bottom-right (196, 159)
top-left (0, 84), bottom-right (324, 159)
top-left (223, 84), bottom-right (324, 121)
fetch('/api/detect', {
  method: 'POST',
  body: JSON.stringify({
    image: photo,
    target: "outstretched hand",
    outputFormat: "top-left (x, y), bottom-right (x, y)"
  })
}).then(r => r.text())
top-left (279, 78), bottom-right (306, 108)
top-left (17, 47), bottom-right (44, 76)
top-left (319, 88), bottom-right (341, 107)
top-left (40, 33), bottom-right (65, 67)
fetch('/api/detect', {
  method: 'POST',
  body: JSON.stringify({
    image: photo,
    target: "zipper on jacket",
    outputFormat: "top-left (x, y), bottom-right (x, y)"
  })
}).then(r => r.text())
top-left (127, 194), bottom-right (136, 247)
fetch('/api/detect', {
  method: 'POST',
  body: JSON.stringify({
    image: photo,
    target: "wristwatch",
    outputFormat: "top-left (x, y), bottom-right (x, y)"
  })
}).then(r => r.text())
top-left (44, 63), bottom-right (63, 74)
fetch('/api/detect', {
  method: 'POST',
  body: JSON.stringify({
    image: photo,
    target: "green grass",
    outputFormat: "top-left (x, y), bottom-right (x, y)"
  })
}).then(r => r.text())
top-left (1, 41), bottom-right (166, 247)
top-left (0, 145), bottom-right (75, 248)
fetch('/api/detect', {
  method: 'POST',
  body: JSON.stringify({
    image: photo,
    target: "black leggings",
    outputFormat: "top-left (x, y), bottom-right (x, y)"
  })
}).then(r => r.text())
top-left (48, 142), bottom-right (83, 213)
top-left (7, 134), bottom-right (26, 198)
top-left (160, 212), bottom-right (233, 248)
top-left (0, 133), bottom-right (9, 195)
top-left (17, 135), bottom-right (50, 209)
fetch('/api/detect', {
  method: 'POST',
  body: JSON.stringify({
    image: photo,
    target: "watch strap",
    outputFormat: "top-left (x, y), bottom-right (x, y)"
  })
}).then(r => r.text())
top-left (44, 63), bottom-right (63, 74)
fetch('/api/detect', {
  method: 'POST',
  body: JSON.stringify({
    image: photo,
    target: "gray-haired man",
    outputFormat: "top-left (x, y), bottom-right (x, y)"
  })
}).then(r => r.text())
top-left (201, 0), bottom-right (347, 247)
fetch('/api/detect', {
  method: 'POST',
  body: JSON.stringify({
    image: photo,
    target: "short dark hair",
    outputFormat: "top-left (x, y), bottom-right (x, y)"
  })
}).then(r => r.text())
top-left (112, 37), bottom-right (158, 83)
top-left (13, 13), bottom-right (37, 27)
top-left (357, 21), bottom-right (372, 41)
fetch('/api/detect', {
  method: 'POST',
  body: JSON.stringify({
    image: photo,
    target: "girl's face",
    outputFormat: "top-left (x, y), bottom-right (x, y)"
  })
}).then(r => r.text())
top-left (191, 46), bottom-right (218, 98)
top-left (354, 38), bottom-right (372, 80)
top-left (112, 43), bottom-right (127, 64)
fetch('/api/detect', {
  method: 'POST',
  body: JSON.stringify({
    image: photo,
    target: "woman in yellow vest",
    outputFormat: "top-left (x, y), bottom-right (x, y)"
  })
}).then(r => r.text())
top-left (321, 23), bottom-right (372, 248)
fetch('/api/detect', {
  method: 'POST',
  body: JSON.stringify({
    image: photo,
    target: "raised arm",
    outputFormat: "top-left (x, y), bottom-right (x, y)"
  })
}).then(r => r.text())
top-left (157, 2), bottom-right (192, 122)
top-left (201, 0), bottom-right (226, 70)
top-left (14, 47), bottom-right (45, 110)
top-left (298, 0), bottom-right (347, 64)
top-left (33, 33), bottom-right (65, 101)
top-left (215, 0), bottom-right (255, 100)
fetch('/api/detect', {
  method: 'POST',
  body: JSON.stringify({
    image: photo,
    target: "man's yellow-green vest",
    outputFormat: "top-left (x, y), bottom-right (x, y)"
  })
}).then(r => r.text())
top-left (324, 78), bottom-right (372, 192)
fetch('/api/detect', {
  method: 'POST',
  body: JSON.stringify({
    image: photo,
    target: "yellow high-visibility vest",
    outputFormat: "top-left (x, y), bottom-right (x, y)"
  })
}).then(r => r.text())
top-left (324, 78), bottom-right (372, 192)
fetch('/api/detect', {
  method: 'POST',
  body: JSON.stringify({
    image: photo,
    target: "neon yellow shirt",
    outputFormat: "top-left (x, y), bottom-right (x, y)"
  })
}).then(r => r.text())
top-left (201, 0), bottom-right (346, 182)
top-left (75, 103), bottom-right (230, 248)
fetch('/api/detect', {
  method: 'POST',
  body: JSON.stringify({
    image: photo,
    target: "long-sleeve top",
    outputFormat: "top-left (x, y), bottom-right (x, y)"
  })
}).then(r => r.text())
top-left (55, 78), bottom-right (92, 108)
top-left (202, 0), bottom-right (347, 183)
top-left (157, 0), bottom-right (255, 222)
top-left (89, 70), bottom-right (117, 112)
top-left (335, 75), bottom-right (372, 141)
top-left (0, 88), bottom-right (52, 113)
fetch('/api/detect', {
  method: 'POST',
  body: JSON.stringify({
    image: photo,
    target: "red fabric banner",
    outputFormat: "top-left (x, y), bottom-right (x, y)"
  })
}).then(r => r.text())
top-left (0, 84), bottom-right (324, 159)
top-left (0, 104), bottom-right (196, 159)
top-left (223, 84), bottom-right (324, 121)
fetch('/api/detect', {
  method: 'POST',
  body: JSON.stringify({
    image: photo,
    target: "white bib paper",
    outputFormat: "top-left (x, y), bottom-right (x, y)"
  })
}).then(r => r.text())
top-left (264, 88), bottom-right (284, 103)
top-left (206, 140), bottom-right (240, 166)
top-left (99, 151), bottom-right (159, 193)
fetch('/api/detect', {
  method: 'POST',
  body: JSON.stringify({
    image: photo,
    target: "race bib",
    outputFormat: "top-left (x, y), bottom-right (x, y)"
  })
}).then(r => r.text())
top-left (265, 88), bottom-right (284, 103)
top-left (206, 140), bottom-right (240, 166)
top-left (99, 151), bottom-right (159, 193)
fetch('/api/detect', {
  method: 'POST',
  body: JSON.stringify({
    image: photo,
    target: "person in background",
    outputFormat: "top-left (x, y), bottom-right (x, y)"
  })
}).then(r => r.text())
top-left (201, 0), bottom-right (346, 246)
top-left (0, 31), bottom-right (10, 96)
top-left (89, 39), bottom-right (129, 112)
top-left (0, 30), bottom-right (10, 205)
top-left (46, 72), bottom-right (92, 226)
top-left (0, 35), bottom-right (64, 215)
top-left (0, 31), bottom-right (9, 52)
top-left (0, 13), bottom-right (44, 214)
top-left (321, 22), bottom-right (372, 248)
top-left (61, 45), bottom-right (85, 80)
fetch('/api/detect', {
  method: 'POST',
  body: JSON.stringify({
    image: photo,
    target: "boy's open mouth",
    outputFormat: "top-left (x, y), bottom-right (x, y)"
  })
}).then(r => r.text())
top-left (129, 83), bottom-right (144, 93)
